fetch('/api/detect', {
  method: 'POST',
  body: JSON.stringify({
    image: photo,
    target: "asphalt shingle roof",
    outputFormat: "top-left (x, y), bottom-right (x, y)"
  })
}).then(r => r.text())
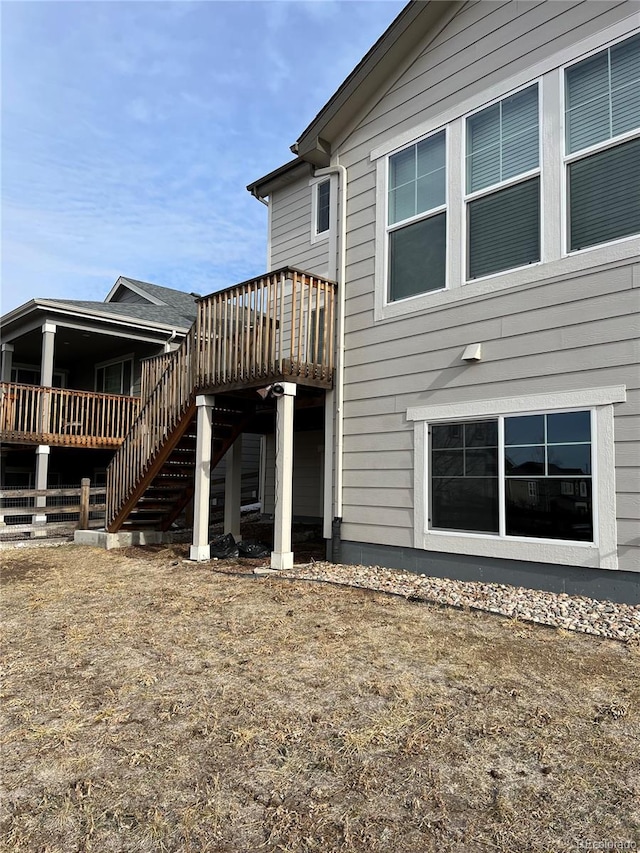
top-left (50, 278), bottom-right (199, 329)
top-left (49, 299), bottom-right (195, 328)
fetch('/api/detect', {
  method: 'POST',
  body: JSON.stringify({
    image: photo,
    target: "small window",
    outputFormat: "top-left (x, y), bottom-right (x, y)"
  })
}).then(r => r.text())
top-left (316, 180), bottom-right (330, 235)
top-left (465, 84), bottom-right (540, 279)
top-left (387, 129), bottom-right (446, 301)
top-left (430, 410), bottom-right (593, 542)
top-left (565, 33), bottom-right (640, 251)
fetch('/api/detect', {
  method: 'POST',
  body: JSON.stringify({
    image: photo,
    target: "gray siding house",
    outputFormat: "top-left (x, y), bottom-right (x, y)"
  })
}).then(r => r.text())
top-left (248, 0), bottom-right (640, 602)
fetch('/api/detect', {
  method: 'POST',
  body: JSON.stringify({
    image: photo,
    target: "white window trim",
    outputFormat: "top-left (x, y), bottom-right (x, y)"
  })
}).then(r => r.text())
top-left (561, 31), bottom-right (640, 258)
top-left (408, 385), bottom-right (626, 571)
top-left (309, 176), bottom-right (331, 244)
top-left (95, 354), bottom-right (134, 395)
top-left (463, 80), bottom-right (543, 284)
top-left (373, 18), bottom-right (640, 323)
top-left (385, 126), bottom-right (449, 302)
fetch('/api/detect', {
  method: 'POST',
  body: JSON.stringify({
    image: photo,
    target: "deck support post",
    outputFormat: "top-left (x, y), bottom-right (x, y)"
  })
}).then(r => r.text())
top-left (224, 432), bottom-right (242, 542)
top-left (271, 382), bottom-right (296, 570)
top-left (1, 343), bottom-right (14, 383)
top-left (190, 395), bottom-right (215, 561)
top-left (32, 445), bottom-right (50, 537)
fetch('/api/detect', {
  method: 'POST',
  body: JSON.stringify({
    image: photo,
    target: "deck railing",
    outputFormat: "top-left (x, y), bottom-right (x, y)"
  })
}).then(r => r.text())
top-left (106, 267), bottom-right (336, 527)
top-left (196, 268), bottom-right (336, 388)
top-left (140, 352), bottom-right (174, 402)
top-left (0, 383), bottom-right (140, 448)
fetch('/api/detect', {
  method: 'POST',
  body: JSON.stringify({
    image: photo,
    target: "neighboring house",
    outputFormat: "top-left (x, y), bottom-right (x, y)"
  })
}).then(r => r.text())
top-left (0, 277), bottom-right (260, 508)
top-left (245, 0), bottom-right (640, 602)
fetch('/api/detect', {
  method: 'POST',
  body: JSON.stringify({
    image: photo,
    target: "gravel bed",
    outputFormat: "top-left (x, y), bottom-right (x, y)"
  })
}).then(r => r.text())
top-left (271, 561), bottom-right (640, 643)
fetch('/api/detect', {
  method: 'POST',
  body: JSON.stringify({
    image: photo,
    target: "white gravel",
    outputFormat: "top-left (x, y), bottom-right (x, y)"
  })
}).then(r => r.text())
top-left (271, 561), bottom-right (640, 643)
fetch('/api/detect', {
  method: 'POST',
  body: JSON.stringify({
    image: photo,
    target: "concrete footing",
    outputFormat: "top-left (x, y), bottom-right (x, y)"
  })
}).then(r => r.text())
top-left (74, 529), bottom-right (173, 550)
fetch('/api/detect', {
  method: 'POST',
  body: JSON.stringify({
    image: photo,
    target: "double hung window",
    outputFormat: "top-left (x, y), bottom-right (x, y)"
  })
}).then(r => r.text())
top-left (387, 129), bottom-right (446, 301)
top-left (465, 84), bottom-right (540, 279)
top-left (565, 33), bottom-right (640, 251)
top-left (430, 410), bottom-right (593, 543)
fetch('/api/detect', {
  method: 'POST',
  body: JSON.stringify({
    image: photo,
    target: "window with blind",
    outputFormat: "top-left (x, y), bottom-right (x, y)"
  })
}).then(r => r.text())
top-left (565, 33), bottom-right (640, 252)
top-left (387, 129), bottom-right (446, 301)
top-left (465, 84), bottom-right (540, 279)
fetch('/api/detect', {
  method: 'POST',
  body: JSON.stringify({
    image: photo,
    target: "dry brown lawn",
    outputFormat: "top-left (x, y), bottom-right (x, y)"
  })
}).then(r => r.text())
top-left (1, 543), bottom-right (639, 853)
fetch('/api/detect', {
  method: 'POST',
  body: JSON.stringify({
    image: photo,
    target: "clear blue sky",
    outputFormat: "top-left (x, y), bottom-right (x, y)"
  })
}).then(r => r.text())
top-left (1, 0), bottom-right (406, 314)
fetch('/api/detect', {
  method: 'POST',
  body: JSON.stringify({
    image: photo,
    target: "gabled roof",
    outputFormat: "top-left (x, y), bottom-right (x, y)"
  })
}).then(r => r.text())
top-left (105, 276), bottom-right (201, 315)
top-left (1, 277), bottom-right (199, 338)
top-left (248, 0), bottom-right (454, 195)
top-left (51, 296), bottom-right (197, 329)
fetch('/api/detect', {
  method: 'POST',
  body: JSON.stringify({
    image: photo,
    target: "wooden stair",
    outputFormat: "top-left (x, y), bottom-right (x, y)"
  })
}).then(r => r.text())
top-left (111, 397), bottom-right (256, 532)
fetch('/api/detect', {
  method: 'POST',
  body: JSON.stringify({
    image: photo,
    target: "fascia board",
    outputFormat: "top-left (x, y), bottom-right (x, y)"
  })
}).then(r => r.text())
top-left (2, 299), bottom-right (190, 338)
top-left (247, 158), bottom-right (312, 201)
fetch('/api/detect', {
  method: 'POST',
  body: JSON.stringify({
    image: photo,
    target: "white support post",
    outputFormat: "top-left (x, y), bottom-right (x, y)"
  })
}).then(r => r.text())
top-left (1, 343), bottom-right (14, 382)
top-left (271, 382), bottom-right (296, 570)
top-left (32, 445), bottom-right (50, 537)
top-left (39, 322), bottom-right (56, 437)
top-left (190, 395), bottom-right (215, 561)
top-left (40, 322), bottom-right (56, 386)
top-left (224, 432), bottom-right (242, 542)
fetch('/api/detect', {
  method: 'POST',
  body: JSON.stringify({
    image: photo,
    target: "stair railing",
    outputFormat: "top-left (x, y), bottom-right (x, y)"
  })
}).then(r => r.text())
top-left (106, 328), bottom-right (196, 526)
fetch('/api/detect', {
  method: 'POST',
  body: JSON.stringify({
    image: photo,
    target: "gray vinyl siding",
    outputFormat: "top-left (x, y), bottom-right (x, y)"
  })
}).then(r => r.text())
top-left (263, 430), bottom-right (324, 520)
top-left (269, 182), bottom-right (331, 277)
top-left (339, 260), bottom-right (640, 564)
top-left (332, 0), bottom-right (640, 571)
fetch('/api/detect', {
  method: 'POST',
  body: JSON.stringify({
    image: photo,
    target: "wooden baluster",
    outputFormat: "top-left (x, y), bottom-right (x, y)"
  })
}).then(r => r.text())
top-left (314, 278), bottom-right (321, 370)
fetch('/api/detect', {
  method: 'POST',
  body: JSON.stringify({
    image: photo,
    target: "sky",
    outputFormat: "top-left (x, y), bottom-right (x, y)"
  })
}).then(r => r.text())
top-left (1, 0), bottom-right (406, 315)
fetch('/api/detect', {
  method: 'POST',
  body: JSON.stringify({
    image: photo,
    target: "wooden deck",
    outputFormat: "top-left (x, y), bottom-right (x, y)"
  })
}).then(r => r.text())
top-left (0, 383), bottom-right (141, 449)
top-left (106, 267), bottom-right (336, 530)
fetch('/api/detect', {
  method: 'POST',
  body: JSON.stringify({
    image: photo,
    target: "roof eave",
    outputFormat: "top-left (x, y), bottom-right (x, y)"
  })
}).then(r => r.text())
top-left (1, 298), bottom-right (191, 337)
top-left (294, 0), bottom-right (452, 162)
top-left (246, 157), bottom-right (313, 201)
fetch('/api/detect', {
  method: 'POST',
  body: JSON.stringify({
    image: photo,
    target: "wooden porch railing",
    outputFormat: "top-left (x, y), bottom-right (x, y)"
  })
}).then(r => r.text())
top-left (0, 383), bottom-right (140, 448)
top-left (106, 267), bottom-right (336, 528)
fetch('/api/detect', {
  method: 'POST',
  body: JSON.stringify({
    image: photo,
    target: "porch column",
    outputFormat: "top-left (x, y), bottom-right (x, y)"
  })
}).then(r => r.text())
top-left (190, 395), bottom-right (215, 561)
top-left (224, 433), bottom-right (242, 542)
top-left (39, 322), bottom-right (56, 439)
top-left (32, 445), bottom-right (50, 537)
top-left (271, 382), bottom-right (296, 570)
top-left (1, 343), bottom-right (14, 382)
top-left (41, 322), bottom-right (56, 386)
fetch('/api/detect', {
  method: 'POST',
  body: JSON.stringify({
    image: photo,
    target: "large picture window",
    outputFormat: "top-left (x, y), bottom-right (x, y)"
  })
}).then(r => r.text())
top-left (565, 33), bottom-right (640, 251)
top-left (430, 410), bottom-right (593, 543)
top-left (387, 129), bottom-right (446, 301)
top-left (465, 84), bottom-right (540, 279)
